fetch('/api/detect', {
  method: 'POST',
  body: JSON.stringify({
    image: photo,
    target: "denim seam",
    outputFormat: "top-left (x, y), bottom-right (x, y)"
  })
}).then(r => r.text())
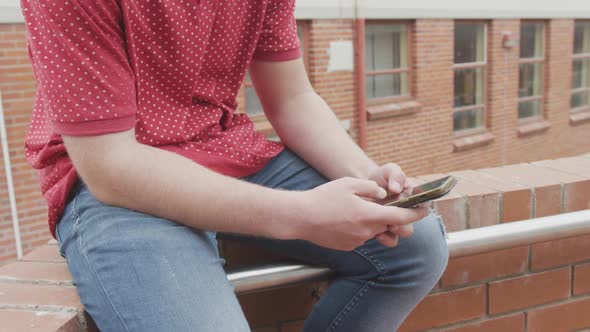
top-left (71, 195), bottom-right (81, 229)
top-left (73, 200), bottom-right (131, 332)
top-left (55, 222), bottom-right (65, 257)
top-left (353, 247), bottom-right (386, 278)
top-left (325, 281), bottom-right (374, 332)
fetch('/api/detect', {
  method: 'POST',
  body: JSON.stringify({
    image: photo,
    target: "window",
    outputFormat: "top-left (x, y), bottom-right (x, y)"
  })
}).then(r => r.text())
top-left (453, 22), bottom-right (487, 132)
top-left (572, 21), bottom-right (590, 112)
top-left (244, 71), bottom-right (263, 116)
top-left (244, 22), bottom-right (308, 116)
top-left (518, 22), bottom-right (545, 120)
top-left (364, 23), bottom-right (410, 101)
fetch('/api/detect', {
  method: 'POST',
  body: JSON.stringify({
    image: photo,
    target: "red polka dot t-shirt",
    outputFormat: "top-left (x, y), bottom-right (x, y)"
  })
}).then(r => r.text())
top-left (21, 0), bottom-right (301, 238)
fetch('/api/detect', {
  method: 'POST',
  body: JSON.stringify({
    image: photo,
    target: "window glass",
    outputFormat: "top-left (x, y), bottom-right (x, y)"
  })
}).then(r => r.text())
top-left (297, 25), bottom-right (305, 56)
top-left (572, 22), bottom-right (590, 111)
top-left (453, 22), bottom-right (486, 131)
top-left (572, 91), bottom-right (589, 109)
top-left (454, 23), bottom-right (486, 64)
top-left (453, 108), bottom-right (485, 131)
top-left (520, 23), bottom-right (544, 58)
top-left (518, 22), bottom-right (545, 119)
top-left (454, 67), bottom-right (485, 108)
top-left (365, 24), bottom-right (408, 100)
top-left (365, 24), bottom-right (406, 71)
top-left (518, 99), bottom-right (542, 119)
top-left (574, 22), bottom-right (590, 55)
top-left (366, 73), bottom-right (407, 99)
top-left (571, 58), bottom-right (590, 110)
top-left (519, 62), bottom-right (543, 98)
top-left (573, 59), bottom-right (590, 89)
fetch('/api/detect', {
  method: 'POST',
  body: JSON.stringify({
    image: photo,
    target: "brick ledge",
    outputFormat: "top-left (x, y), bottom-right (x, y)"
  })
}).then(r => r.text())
top-left (570, 111), bottom-right (590, 126)
top-left (517, 120), bottom-right (551, 137)
top-left (367, 100), bottom-right (421, 120)
top-left (452, 131), bottom-right (494, 152)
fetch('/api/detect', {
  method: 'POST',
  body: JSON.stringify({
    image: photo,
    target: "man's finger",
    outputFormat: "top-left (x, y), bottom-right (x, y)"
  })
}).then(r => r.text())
top-left (395, 224), bottom-right (414, 238)
top-left (385, 165), bottom-right (406, 194)
top-left (398, 183), bottom-right (414, 200)
top-left (370, 205), bottom-right (430, 226)
top-left (376, 232), bottom-right (399, 248)
top-left (349, 178), bottom-right (387, 200)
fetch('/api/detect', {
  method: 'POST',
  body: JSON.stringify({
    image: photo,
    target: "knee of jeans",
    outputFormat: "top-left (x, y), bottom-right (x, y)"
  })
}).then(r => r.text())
top-left (382, 213), bottom-right (449, 286)
top-left (421, 214), bottom-right (449, 282)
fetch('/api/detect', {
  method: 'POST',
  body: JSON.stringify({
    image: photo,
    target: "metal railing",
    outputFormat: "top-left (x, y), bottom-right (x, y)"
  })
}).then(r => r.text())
top-left (227, 210), bottom-right (590, 294)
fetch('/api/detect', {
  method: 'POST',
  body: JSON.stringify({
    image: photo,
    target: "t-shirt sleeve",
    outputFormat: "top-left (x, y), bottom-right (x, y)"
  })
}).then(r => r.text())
top-left (252, 0), bottom-right (301, 62)
top-left (22, 0), bottom-right (137, 136)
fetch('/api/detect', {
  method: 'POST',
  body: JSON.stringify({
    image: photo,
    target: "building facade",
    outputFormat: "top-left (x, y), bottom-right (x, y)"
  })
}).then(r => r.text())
top-left (0, 1), bottom-right (589, 262)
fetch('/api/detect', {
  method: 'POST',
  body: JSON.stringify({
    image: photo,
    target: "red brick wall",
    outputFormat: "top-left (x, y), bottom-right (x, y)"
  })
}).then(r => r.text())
top-left (398, 155), bottom-right (590, 331)
top-left (364, 19), bottom-right (457, 173)
top-left (0, 23), bottom-right (49, 264)
top-left (235, 18), bottom-right (590, 180)
top-left (359, 19), bottom-right (590, 175)
top-left (306, 20), bottom-right (357, 136)
top-left (1, 153), bottom-right (589, 332)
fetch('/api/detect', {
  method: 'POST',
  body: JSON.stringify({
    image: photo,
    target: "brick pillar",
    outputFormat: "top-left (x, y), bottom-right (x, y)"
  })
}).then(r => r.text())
top-left (544, 20), bottom-right (590, 158)
top-left (546, 20), bottom-right (574, 128)
top-left (410, 19), bottom-right (455, 174)
top-left (307, 20), bottom-right (357, 139)
top-left (0, 23), bottom-right (49, 263)
top-left (487, 19), bottom-right (520, 166)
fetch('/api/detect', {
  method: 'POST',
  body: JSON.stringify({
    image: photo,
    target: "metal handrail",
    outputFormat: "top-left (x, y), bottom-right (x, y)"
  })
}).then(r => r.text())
top-left (228, 264), bottom-right (333, 295)
top-left (228, 210), bottom-right (590, 294)
top-left (447, 209), bottom-right (590, 257)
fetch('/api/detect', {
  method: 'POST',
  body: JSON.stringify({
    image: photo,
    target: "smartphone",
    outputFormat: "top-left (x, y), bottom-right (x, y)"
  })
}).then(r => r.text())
top-left (377, 175), bottom-right (458, 208)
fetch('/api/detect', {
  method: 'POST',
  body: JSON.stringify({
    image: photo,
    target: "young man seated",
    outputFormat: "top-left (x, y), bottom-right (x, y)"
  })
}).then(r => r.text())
top-left (21, 0), bottom-right (448, 331)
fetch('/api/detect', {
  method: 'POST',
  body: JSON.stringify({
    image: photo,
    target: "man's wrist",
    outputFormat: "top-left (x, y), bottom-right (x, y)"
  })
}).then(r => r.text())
top-left (266, 190), bottom-right (310, 241)
top-left (338, 159), bottom-right (379, 181)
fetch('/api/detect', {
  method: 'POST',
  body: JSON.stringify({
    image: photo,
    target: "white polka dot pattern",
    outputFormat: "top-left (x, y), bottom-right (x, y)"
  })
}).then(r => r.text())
top-left (21, 0), bottom-right (302, 237)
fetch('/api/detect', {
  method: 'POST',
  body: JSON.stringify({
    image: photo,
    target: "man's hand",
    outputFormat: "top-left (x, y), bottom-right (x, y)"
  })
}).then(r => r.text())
top-left (368, 163), bottom-right (418, 247)
top-left (294, 177), bottom-right (429, 251)
top-left (368, 163), bottom-right (409, 196)
top-left (248, 59), bottom-right (425, 249)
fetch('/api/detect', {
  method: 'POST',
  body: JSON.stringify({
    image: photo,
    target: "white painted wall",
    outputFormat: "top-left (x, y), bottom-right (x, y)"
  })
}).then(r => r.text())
top-left (295, 0), bottom-right (355, 19)
top-left (357, 0), bottom-right (590, 19)
top-left (0, 0), bottom-right (22, 23)
top-left (1, 0), bottom-right (589, 23)
top-left (295, 0), bottom-right (590, 19)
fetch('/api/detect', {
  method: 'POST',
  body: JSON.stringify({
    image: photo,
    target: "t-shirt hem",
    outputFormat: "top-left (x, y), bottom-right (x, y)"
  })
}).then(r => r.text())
top-left (51, 115), bottom-right (136, 136)
top-left (252, 48), bottom-right (301, 62)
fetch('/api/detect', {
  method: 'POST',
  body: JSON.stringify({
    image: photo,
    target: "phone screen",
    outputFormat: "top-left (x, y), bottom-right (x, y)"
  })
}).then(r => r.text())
top-left (377, 176), bottom-right (456, 207)
top-left (409, 176), bottom-right (451, 196)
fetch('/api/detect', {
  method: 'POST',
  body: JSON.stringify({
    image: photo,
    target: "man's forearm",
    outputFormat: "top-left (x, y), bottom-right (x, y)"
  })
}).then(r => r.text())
top-left (268, 91), bottom-right (378, 181)
top-left (64, 131), bottom-right (304, 240)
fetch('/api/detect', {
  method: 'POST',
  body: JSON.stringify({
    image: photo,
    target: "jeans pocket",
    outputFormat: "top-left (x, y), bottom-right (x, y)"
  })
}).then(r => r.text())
top-left (432, 211), bottom-right (448, 239)
top-left (55, 221), bottom-right (66, 258)
top-left (56, 182), bottom-right (83, 259)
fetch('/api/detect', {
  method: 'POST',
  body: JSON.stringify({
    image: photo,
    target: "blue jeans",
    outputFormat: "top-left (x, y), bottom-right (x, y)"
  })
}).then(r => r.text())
top-left (56, 149), bottom-right (448, 332)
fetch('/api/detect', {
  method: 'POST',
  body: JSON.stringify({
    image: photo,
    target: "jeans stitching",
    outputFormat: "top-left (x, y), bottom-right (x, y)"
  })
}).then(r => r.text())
top-left (73, 198), bottom-right (131, 332)
top-left (353, 247), bottom-right (386, 277)
top-left (325, 281), bottom-right (374, 332)
top-left (55, 221), bottom-right (65, 257)
top-left (71, 193), bottom-right (82, 229)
